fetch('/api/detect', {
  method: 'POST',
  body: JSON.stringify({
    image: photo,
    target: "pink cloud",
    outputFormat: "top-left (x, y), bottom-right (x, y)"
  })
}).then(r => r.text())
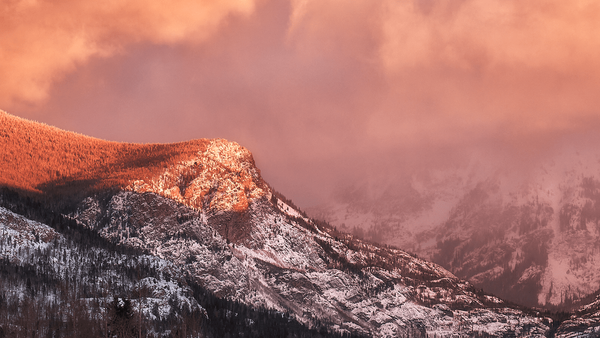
top-left (5, 0), bottom-right (600, 206)
top-left (0, 0), bottom-right (256, 105)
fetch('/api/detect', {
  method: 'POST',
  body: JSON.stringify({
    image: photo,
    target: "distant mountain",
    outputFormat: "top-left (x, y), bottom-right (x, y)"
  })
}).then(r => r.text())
top-left (0, 110), bottom-right (587, 336)
top-left (308, 146), bottom-right (600, 311)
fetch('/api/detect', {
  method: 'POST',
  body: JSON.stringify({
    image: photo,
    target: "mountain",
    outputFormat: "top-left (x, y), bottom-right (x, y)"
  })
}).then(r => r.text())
top-left (0, 111), bottom-right (248, 206)
top-left (555, 291), bottom-right (600, 337)
top-left (0, 110), bottom-right (584, 336)
top-left (308, 145), bottom-right (600, 310)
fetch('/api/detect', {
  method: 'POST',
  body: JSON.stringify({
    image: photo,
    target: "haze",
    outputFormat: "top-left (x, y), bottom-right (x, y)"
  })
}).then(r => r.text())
top-left (3, 0), bottom-right (600, 208)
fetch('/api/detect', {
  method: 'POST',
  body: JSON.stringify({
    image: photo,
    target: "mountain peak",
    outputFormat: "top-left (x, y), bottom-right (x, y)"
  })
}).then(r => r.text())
top-left (0, 111), bottom-right (267, 211)
top-left (128, 138), bottom-right (269, 211)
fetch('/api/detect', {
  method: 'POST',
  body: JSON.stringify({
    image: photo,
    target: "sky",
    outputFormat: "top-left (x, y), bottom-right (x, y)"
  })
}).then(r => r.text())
top-left (3, 0), bottom-right (600, 208)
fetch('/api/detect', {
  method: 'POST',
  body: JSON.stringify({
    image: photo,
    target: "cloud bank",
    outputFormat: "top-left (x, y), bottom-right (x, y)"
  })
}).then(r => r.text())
top-left (4, 0), bottom-right (600, 206)
top-left (0, 0), bottom-right (255, 104)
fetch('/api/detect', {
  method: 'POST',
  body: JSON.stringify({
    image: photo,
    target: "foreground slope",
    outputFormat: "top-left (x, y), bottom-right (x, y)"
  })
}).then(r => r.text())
top-left (0, 110), bottom-right (558, 336)
top-left (0, 203), bottom-right (345, 338)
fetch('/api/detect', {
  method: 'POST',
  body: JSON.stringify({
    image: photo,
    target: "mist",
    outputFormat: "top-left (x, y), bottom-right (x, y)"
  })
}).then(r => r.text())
top-left (3, 0), bottom-right (600, 209)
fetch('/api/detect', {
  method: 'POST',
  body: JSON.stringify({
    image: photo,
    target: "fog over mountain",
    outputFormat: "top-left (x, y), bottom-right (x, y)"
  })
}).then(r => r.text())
top-left (3, 0), bottom-right (600, 210)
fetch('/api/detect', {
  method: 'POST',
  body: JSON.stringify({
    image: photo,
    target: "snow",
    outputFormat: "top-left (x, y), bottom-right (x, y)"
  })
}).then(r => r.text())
top-left (0, 206), bottom-right (58, 263)
top-left (0, 186), bottom-right (556, 337)
top-left (0, 206), bottom-right (204, 331)
top-left (0, 143), bottom-right (545, 338)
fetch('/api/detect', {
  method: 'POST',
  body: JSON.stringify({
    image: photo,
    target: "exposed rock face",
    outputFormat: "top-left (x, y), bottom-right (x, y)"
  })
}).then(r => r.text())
top-left (127, 139), bottom-right (269, 212)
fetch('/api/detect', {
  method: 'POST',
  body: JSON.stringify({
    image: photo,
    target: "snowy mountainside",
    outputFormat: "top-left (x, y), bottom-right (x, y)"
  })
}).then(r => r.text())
top-left (0, 205), bottom-right (204, 336)
top-left (308, 147), bottom-right (600, 310)
top-left (422, 154), bottom-right (600, 309)
top-left (70, 188), bottom-right (553, 337)
top-left (0, 196), bottom-right (352, 338)
top-left (127, 138), bottom-right (269, 212)
top-left (552, 291), bottom-right (600, 338)
top-left (0, 112), bottom-right (584, 336)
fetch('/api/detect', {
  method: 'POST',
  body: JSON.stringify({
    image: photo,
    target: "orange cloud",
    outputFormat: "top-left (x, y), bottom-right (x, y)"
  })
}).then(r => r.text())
top-left (6, 0), bottom-right (600, 170)
top-left (381, 1), bottom-right (599, 70)
top-left (288, 0), bottom-right (600, 146)
top-left (380, 0), bottom-right (600, 141)
top-left (6, 0), bottom-right (600, 207)
top-left (0, 0), bottom-right (256, 105)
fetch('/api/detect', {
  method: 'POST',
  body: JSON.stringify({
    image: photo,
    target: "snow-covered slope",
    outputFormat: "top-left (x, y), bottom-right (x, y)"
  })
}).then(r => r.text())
top-left (57, 134), bottom-right (557, 338)
top-left (69, 189), bottom-right (553, 337)
top-left (0, 205), bottom-right (204, 336)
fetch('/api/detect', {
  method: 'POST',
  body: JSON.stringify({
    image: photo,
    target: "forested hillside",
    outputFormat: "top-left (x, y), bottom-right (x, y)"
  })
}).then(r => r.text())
top-left (0, 189), bottom-right (363, 337)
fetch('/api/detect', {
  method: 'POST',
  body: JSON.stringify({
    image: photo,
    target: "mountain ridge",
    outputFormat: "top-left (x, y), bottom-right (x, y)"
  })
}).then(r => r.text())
top-left (0, 110), bottom-right (268, 213)
top-left (1, 110), bottom-right (594, 336)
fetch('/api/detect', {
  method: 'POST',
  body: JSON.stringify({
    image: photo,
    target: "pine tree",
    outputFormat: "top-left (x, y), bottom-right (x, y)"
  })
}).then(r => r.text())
top-left (108, 297), bottom-right (137, 338)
